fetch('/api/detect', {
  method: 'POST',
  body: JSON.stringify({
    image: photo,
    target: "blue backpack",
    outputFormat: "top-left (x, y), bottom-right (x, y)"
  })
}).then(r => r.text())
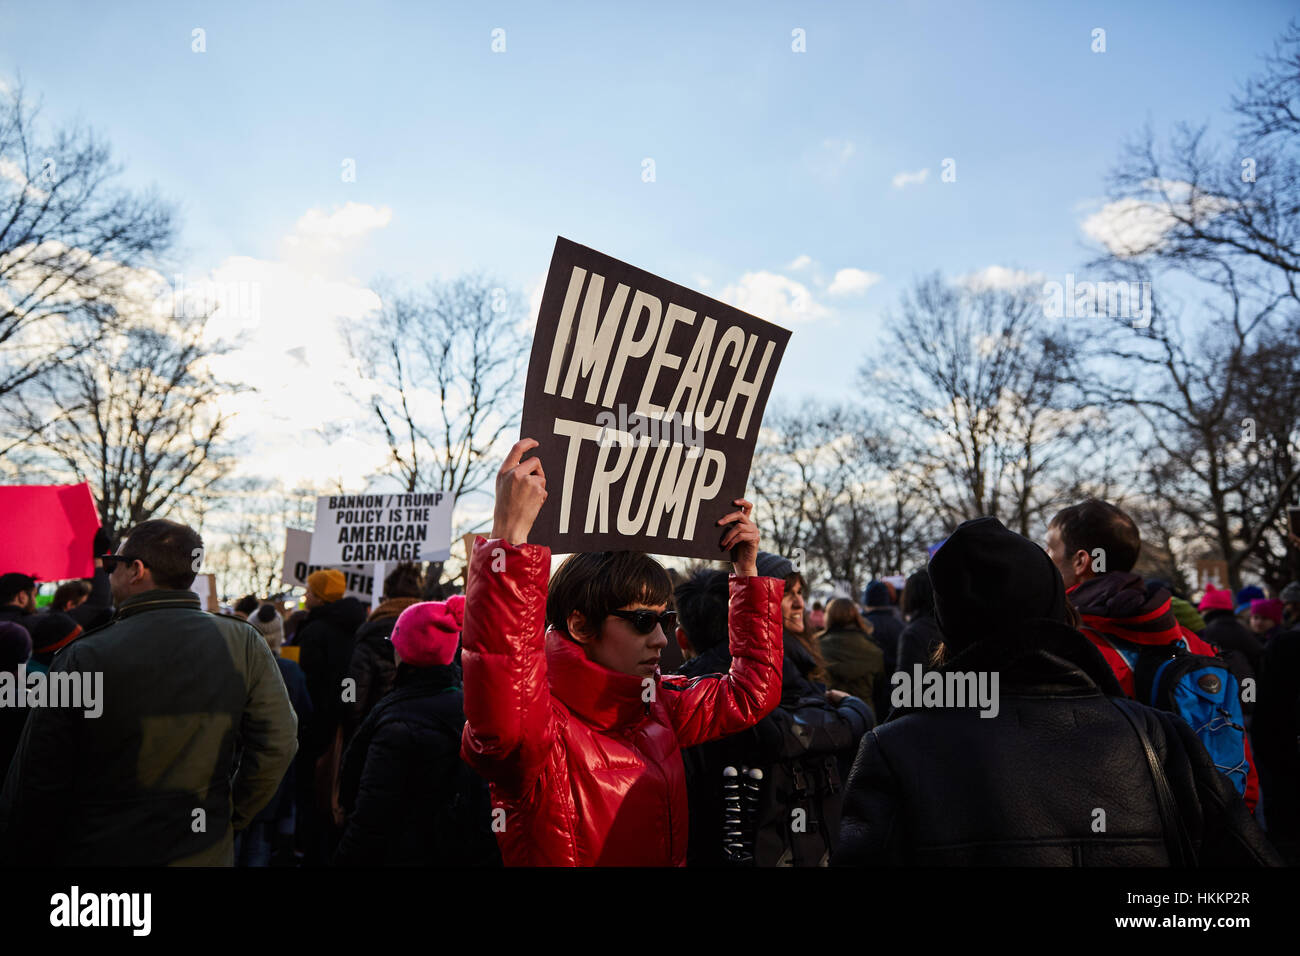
top-left (1122, 639), bottom-right (1250, 797)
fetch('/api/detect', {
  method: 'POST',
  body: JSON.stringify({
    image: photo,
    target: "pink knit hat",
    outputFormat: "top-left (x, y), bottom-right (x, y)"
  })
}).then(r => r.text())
top-left (1198, 582), bottom-right (1234, 613)
top-left (391, 595), bottom-right (466, 667)
top-left (1249, 598), bottom-right (1283, 625)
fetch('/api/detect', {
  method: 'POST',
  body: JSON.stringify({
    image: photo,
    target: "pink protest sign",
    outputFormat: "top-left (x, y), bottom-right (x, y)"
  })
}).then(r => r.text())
top-left (0, 483), bottom-right (101, 581)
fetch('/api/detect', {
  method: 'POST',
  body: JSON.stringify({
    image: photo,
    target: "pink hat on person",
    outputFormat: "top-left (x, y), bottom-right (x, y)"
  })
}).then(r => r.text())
top-left (1249, 598), bottom-right (1283, 625)
top-left (1198, 583), bottom-right (1234, 614)
top-left (391, 595), bottom-right (466, 667)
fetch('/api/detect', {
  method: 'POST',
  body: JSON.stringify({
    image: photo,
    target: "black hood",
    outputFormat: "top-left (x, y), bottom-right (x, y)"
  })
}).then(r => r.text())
top-left (929, 516), bottom-right (1067, 652)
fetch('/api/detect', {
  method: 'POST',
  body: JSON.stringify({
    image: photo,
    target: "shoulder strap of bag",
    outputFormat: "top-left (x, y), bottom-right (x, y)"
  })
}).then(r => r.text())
top-left (1110, 698), bottom-right (1197, 867)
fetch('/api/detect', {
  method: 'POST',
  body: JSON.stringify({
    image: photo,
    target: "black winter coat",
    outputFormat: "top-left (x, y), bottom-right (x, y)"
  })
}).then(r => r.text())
top-left (1254, 626), bottom-right (1300, 863)
top-left (334, 665), bottom-right (498, 866)
top-left (679, 640), bottom-right (872, 866)
top-left (343, 598), bottom-right (419, 744)
top-left (252, 656), bottom-right (313, 827)
top-left (296, 597), bottom-right (369, 756)
top-left (864, 609), bottom-right (902, 677)
top-left (835, 622), bottom-right (1280, 866)
top-left (895, 613), bottom-right (942, 678)
top-left (1201, 609), bottom-right (1264, 675)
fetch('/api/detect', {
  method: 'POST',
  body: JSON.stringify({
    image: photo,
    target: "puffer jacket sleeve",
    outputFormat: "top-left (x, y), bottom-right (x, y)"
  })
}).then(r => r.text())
top-left (663, 574), bottom-right (784, 748)
top-left (459, 537), bottom-right (555, 797)
top-left (760, 692), bottom-right (873, 761)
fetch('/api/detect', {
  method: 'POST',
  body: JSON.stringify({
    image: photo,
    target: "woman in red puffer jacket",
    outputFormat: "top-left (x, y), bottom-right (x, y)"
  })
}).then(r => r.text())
top-left (460, 438), bottom-right (784, 866)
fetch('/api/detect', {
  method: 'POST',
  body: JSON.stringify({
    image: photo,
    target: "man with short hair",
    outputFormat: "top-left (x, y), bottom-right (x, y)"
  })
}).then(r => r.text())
top-left (1046, 498), bottom-right (1259, 811)
top-left (233, 595), bottom-right (259, 620)
top-left (0, 518), bottom-right (298, 865)
top-left (0, 573), bottom-right (38, 639)
top-left (49, 579), bottom-right (92, 614)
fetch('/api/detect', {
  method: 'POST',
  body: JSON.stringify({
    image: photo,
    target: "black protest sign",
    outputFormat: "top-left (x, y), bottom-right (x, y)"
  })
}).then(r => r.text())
top-left (520, 237), bottom-right (790, 559)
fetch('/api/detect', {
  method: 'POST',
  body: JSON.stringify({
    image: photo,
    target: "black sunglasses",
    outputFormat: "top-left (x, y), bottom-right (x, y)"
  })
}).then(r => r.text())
top-left (102, 554), bottom-right (150, 570)
top-left (608, 609), bottom-right (677, 634)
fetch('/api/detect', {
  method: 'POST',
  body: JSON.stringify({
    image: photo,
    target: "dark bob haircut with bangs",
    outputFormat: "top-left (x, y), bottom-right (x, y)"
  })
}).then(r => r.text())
top-left (547, 551), bottom-right (673, 639)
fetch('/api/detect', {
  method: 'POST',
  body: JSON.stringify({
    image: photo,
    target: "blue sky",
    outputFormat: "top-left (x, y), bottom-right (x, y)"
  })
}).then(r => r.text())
top-left (2, 0), bottom-right (1294, 496)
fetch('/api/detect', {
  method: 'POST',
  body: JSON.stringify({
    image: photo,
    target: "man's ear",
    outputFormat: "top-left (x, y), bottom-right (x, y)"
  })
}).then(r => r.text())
top-left (567, 610), bottom-right (593, 645)
top-left (675, 625), bottom-right (693, 658)
top-left (1071, 549), bottom-right (1092, 579)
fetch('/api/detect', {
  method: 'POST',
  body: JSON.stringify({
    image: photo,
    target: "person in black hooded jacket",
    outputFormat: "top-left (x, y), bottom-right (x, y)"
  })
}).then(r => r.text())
top-left (896, 568), bottom-right (942, 680)
top-left (335, 596), bottom-right (499, 866)
top-left (294, 570), bottom-right (369, 864)
top-left (861, 580), bottom-right (902, 678)
top-left (343, 563), bottom-right (425, 746)
top-left (676, 563), bottom-right (871, 866)
top-left (835, 516), bottom-right (1280, 867)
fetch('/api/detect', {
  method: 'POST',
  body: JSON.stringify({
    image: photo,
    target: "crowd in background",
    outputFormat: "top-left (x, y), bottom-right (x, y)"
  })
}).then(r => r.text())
top-left (0, 487), bottom-right (1297, 867)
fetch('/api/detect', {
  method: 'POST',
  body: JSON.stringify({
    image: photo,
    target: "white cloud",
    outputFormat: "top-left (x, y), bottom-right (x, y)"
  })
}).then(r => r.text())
top-left (892, 168), bottom-right (929, 189)
top-left (1081, 198), bottom-right (1176, 257)
top-left (719, 271), bottom-right (828, 324)
top-left (1081, 179), bottom-right (1236, 257)
top-left (957, 266), bottom-right (1046, 292)
top-left (281, 201), bottom-right (393, 258)
top-left (0, 157), bottom-right (50, 202)
top-left (188, 207), bottom-right (399, 491)
top-left (827, 267), bottom-right (882, 297)
top-left (788, 255), bottom-right (813, 271)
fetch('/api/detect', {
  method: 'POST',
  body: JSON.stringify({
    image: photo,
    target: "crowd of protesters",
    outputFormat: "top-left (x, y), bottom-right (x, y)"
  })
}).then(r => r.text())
top-left (0, 440), bottom-right (1298, 867)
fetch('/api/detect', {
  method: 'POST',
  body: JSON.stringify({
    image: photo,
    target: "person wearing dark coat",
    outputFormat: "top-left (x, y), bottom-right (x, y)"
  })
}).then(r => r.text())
top-left (67, 528), bottom-right (116, 632)
top-left (0, 622), bottom-right (32, 780)
top-left (26, 612), bottom-right (83, 676)
top-left (835, 516), bottom-right (1281, 867)
top-left (861, 581), bottom-right (902, 678)
top-left (0, 573), bottom-right (38, 641)
top-left (294, 570), bottom-right (369, 864)
top-left (1196, 583), bottom-right (1262, 733)
top-left (896, 569), bottom-right (942, 681)
top-left (335, 596), bottom-right (499, 866)
top-left (1253, 620), bottom-right (1300, 864)
top-left (240, 604), bottom-right (313, 866)
top-left (296, 573), bottom-right (369, 758)
top-left (1199, 583), bottom-right (1264, 675)
top-left (817, 598), bottom-right (887, 721)
top-left (0, 520), bottom-right (297, 866)
top-left (342, 563), bottom-right (424, 745)
top-left (676, 565), bottom-right (871, 866)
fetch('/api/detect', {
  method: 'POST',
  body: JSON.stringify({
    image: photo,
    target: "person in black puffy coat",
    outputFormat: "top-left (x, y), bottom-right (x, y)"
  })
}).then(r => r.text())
top-left (861, 581), bottom-right (902, 679)
top-left (335, 596), bottom-right (499, 866)
top-left (896, 569), bottom-right (942, 680)
top-left (835, 516), bottom-right (1280, 867)
top-left (343, 563), bottom-right (425, 746)
top-left (676, 565), bottom-right (871, 867)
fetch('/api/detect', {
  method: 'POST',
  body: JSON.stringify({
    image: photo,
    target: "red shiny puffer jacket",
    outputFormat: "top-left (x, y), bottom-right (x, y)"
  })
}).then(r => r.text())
top-left (459, 537), bottom-right (784, 866)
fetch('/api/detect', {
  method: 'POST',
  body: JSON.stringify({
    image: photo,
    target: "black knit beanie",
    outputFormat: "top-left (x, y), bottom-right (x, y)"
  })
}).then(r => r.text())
top-left (928, 516), bottom-right (1068, 652)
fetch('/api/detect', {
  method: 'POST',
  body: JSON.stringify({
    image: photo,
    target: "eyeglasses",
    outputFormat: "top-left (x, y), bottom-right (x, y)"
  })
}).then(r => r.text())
top-left (608, 609), bottom-right (677, 634)
top-left (102, 554), bottom-right (150, 570)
